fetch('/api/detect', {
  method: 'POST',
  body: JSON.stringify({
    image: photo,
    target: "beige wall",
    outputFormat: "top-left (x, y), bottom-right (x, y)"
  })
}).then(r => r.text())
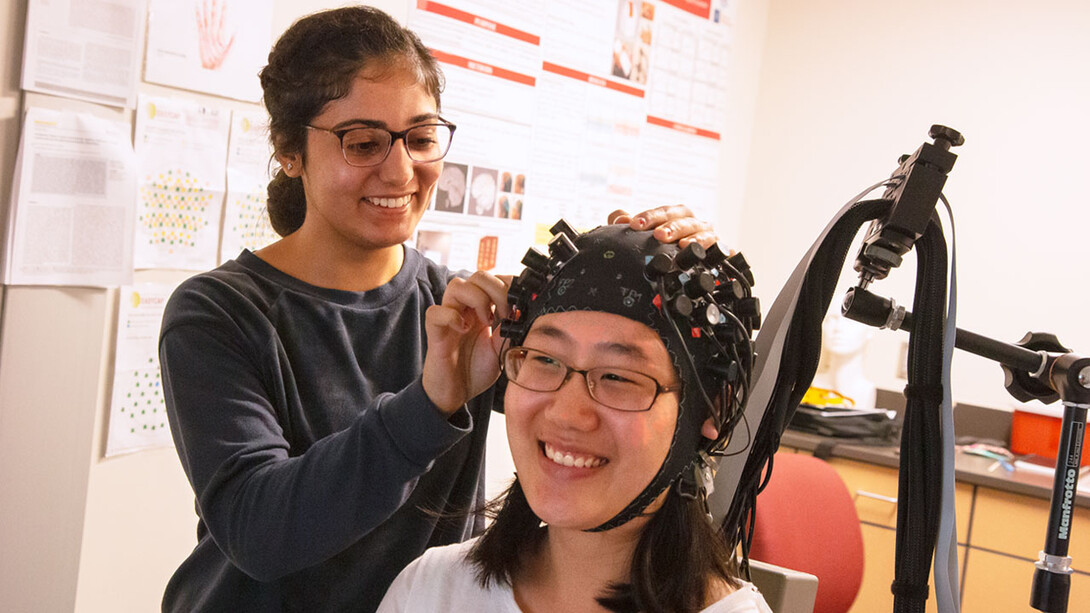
top-left (740, 0), bottom-right (1090, 410)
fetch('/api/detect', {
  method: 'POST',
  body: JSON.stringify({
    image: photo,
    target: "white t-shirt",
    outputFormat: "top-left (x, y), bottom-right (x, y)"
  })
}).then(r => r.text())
top-left (377, 539), bottom-right (773, 613)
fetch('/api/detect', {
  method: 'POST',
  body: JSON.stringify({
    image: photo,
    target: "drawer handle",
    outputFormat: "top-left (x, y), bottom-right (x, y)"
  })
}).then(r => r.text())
top-left (856, 490), bottom-right (898, 505)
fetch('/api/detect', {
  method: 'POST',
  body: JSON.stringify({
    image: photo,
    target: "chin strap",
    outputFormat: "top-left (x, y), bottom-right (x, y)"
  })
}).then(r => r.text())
top-left (678, 452), bottom-right (718, 523)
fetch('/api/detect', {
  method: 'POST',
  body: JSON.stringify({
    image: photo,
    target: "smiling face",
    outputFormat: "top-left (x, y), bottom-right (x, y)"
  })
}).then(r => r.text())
top-left (504, 311), bottom-right (679, 532)
top-left (279, 62), bottom-right (442, 255)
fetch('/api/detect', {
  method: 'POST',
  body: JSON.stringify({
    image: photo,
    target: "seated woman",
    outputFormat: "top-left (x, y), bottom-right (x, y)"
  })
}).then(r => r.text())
top-left (380, 223), bottom-right (770, 613)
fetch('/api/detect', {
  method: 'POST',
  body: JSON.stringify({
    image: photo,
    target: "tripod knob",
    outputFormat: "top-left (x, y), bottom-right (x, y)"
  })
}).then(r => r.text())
top-left (929, 125), bottom-right (965, 150)
top-left (1002, 332), bottom-right (1070, 403)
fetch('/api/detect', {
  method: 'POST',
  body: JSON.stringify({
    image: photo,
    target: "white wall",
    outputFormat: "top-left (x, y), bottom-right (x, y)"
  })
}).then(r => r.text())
top-left (16, 0), bottom-right (1083, 608)
top-left (740, 0), bottom-right (1090, 410)
top-left (0, 1), bottom-right (770, 611)
top-left (711, 0), bottom-right (770, 247)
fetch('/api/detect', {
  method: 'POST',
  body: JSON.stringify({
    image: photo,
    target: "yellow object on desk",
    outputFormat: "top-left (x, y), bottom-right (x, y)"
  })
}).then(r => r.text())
top-left (802, 386), bottom-right (856, 409)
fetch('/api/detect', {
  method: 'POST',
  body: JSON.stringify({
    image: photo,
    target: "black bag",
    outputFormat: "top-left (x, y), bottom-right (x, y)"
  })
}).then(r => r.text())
top-left (788, 405), bottom-right (901, 444)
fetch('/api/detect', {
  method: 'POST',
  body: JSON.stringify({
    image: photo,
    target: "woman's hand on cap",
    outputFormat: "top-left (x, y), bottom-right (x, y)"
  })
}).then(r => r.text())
top-left (608, 204), bottom-right (719, 249)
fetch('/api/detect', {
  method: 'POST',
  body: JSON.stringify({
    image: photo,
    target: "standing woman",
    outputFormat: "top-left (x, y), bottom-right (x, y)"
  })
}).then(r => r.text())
top-left (379, 224), bottom-right (769, 613)
top-left (160, 7), bottom-right (714, 612)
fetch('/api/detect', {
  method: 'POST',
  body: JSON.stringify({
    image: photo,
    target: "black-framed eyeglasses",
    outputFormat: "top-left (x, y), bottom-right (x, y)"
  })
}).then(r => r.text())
top-left (501, 346), bottom-right (679, 412)
top-left (305, 120), bottom-right (456, 167)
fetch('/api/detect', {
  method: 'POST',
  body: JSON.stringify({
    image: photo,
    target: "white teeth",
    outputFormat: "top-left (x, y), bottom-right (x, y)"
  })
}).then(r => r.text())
top-left (544, 443), bottom-right (605, 468)
top-left (368, 195), bottom-right (412, 208)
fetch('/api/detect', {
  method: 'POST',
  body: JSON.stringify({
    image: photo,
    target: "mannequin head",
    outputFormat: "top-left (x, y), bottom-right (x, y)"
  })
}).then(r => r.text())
top-left (821, 309), bottom-right (874, 359)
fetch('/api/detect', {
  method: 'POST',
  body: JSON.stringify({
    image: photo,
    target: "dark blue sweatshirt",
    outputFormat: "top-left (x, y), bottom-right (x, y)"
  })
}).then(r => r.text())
top-left (159, 248), bottom-right (490, 612)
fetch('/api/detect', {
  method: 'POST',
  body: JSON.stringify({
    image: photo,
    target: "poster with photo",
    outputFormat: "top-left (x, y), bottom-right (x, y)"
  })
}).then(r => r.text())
top-left (467, 166), bottom-right (498, 217)
top-left (435, 162), bottom-right (469, 214)
top-left (412, 1), bottom-right (539, 272)
top-left (610, 0), bottom-right (654, 85)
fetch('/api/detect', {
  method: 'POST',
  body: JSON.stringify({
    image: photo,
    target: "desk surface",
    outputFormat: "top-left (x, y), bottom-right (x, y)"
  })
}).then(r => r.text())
top-left (780, 429), bottom-right (1090, 509)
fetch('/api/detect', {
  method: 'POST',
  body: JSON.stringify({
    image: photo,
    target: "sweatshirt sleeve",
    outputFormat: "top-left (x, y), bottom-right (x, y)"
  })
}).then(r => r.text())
top-left (160, 314), bottom-right (473, 581)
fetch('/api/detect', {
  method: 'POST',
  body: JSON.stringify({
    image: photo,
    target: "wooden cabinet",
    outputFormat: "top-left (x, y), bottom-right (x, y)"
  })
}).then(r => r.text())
top-left (851, 523), bottom-right (895, 613)
top-left (851, 523), bottom-right (967, 613)
top-left (824, 457), bottom-right (971, 613)
top-left (827, 458), bottom-right (900, 529)
top-left (813, 454), bottom-right (1090, 612)
top-left (826, 457), bottom-right (973, 538)
top-left (961, 549), bottom-right (1090, 613)
top-left (971, 487), bottom-right (1090, 571)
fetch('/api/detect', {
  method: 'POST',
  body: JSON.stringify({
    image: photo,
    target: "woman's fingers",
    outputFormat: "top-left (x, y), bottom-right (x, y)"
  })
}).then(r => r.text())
top-left (442, 271), bottom-right (510, 325)
top-left (425, 302), bottom-right (469, 337)
top-left (608, 209), bottom-right (632, 225)
top-left (626, 203), bottom-right (693, 231)
top-left (613, 204), bottom-right (721, 249)
top-left (655, 220), bottom-right (719, 249)
top-left (423, 300), bottom-right (503, 414)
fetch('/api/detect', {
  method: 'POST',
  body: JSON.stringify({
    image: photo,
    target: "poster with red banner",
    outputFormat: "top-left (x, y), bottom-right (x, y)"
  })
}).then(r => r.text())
top-left (410, 0), bottom-right (736, 270)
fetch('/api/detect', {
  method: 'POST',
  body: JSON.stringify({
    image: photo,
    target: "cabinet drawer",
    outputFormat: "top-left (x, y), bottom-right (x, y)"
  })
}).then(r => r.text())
top-left (827, 457), bottom-right (972, 538)
top-left (828, 458), bottom-right (901, 528)
top-left (848, 524), bottom-right (966, 613)
top-left (961, 548), bottom-right (1090, 613)
top-left (971, 487), bottom-right (1090, 570)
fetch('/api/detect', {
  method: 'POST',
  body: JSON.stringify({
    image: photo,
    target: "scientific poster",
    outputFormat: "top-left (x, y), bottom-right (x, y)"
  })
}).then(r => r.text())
top-left (144, 0), bottom-right (273, 102)
top-left (411, 1), bottom-right (541, 125)
top-left (133, 94), bottom-right (230, 271)
top-left (2, 107), bottom-right (136, 287)
top-left (635, 117), bottom-right (720, 223)
top-left (410, 1), bottom-right (540, 271)
top-left (21, 0), bottom-right (145, 108)
top-left (220, 109), bottom-right (279, 263)
top-left (528, 0), bottom-right (734, 229)
top-left (412, 105), bottom-right (534, 274)
top-left (105, 283), bottom-right (178, 457)
top-left (644, 0), bottom-right (734, 131)
top-left (635, 0), bottom-right (734, 223)
top-left (528, 61), bottom-right (644, 231)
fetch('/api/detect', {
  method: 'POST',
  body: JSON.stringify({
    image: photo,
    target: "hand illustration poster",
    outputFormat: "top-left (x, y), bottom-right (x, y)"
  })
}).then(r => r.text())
top-left (133, 94), bottom-right (230, 271)
top-left (144, 0), bottom-right (273, 102)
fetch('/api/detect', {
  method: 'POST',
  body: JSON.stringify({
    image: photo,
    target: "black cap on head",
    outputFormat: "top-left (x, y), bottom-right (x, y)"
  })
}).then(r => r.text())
top-left (500, 222), bottom-right (758, 531)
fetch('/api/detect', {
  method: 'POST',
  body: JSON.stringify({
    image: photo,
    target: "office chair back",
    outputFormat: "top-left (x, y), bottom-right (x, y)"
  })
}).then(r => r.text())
top-left (749, 452), bottom-right (864, 613)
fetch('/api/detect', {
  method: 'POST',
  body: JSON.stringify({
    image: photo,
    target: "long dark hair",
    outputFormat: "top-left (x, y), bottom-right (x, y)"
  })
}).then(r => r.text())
top-left (469, 478), bottom-right (740, 613)
top-left (257, 7), bottom-right (444, 236)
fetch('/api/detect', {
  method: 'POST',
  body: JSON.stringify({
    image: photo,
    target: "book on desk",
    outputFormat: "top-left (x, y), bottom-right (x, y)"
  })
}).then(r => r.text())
top-left (1013, 453), bottom-right (1090, 478)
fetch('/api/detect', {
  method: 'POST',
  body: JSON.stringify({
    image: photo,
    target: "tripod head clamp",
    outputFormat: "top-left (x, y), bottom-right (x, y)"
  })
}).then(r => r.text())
top-left (1003, 332), bottom-right (1071, 404)
top-left (854, 125), bottom-right (964, 287)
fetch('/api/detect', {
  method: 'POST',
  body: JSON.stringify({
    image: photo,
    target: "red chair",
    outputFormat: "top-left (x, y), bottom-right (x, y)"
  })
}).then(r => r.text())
top-left (749, 452), bottom-right (864, 613)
